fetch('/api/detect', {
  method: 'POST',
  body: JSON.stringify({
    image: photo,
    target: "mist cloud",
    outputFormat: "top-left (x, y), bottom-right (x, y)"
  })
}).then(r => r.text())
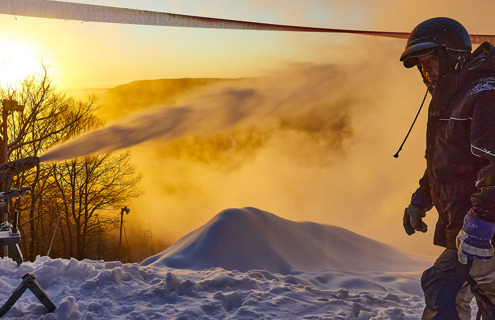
top-left (40, 63), bottom-right (358, 164)
top-left (107, 39), bottom-right (441, 258)
top-left (44, 36), bottom-right (442, 258)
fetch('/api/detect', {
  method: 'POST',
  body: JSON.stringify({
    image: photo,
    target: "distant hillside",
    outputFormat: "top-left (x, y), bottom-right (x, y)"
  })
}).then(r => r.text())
top-left (98, 78), bottom-right (242, 119)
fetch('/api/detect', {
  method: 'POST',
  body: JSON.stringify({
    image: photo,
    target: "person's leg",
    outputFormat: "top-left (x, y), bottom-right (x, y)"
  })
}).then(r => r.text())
top-left (455, 282), bottom-right (473, 320)
top-left (470, 256), bottom-right (495, 303)
top-left (468, 256), bottom-right (495, 320)
top-left (421, 249), bottom-right (472, 320)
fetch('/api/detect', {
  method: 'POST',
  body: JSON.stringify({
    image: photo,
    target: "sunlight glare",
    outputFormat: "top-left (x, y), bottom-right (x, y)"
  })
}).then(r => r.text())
top-left (0, 38), bottom-right (44, 87)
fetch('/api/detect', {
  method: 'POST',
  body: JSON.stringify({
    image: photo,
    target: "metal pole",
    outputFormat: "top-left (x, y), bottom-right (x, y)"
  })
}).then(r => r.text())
top-left (0, 100), bottom-right (24, 258)
top-left (119, 206), bottom-right (130, 261)
top-left (119, 210), bottom-right (123, 260)
top-left (1, 105), bottom-right (8, 258)
top-left (1, 107), bottom-right (7, 221)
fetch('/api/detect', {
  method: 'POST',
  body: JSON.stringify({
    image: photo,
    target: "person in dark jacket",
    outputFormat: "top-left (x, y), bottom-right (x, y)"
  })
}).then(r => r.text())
top-left (400, 17), bottom-right (495, 319)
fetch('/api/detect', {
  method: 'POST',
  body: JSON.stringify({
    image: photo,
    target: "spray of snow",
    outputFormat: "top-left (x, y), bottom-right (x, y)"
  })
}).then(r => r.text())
top-left (39, 65), bottom-right (348, 163)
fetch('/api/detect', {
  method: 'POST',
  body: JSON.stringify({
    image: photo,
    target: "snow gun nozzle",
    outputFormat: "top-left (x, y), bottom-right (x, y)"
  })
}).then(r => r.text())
top-left (0, 156), bottom-right (40, 179)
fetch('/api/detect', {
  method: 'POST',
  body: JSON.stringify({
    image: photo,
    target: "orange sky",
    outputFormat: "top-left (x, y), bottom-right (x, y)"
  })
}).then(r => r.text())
top-left (0, 0), bottom-right (361, 90)
top-left (0, 0), bottom-right (491, 91)
top-left (1, 1), bottom-right (495, 258)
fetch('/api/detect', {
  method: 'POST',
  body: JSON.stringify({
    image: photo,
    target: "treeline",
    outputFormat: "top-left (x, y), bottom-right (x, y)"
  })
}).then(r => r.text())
top-left (0, 67), bottom-right (142, 262)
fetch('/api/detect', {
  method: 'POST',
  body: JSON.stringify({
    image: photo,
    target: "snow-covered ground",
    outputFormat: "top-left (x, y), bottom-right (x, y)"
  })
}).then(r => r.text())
top-left (0, 207), bottom-right (440, 319)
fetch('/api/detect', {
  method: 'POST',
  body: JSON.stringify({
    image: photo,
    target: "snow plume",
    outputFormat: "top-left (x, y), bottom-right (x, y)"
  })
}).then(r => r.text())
top-left (109, 41), bottom-right (441, 258)
top-left (44, 45), bottom-right (438, 259)
top-left (39, 63), bottom-right (356, 163)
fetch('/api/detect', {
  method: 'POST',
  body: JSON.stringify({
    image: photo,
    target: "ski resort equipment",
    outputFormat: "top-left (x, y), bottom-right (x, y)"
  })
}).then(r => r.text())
top-left (0, 273), bottom-right (56, 317)
top-left (0, 156), bottom-right (40, 265)
top-left (0, 209), bottom-right (25, 266)
top-left (0, 0), bottom-right (494, 44)
top-left (0, 156), bottom-right (40, 181)
top-left (0, 156), bottom-right (56, 316)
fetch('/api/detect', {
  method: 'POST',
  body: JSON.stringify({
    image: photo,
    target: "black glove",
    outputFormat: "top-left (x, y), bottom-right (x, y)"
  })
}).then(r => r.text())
top-left (403, 205), bottom-right (427, 235)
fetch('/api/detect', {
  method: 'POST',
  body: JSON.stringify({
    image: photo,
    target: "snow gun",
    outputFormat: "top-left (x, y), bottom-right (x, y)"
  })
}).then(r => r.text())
top-left (0, 156), bottom-right (39, 181)
top-left (0, 156), bottom-right (56, 317)
top-left (0, 156), bottom-right (40, 266)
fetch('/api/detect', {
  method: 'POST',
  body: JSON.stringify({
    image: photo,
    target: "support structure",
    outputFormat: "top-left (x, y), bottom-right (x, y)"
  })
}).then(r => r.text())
top-left (0, 208), bottom-right (23, 266)
top-left (0, 273), bottom-right (56, 317)
top-left (0, 100), bottom-right (25, 257)
top-left (0, 158), bottom-right (56, 315)
top-left (0, 157), bottom-right (39, 262)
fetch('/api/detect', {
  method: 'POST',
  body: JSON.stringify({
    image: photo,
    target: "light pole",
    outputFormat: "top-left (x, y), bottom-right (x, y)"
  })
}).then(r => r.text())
top-left (119, 206), bottom-right (130, 261)
top-left (1, 99), bottom-right (24, 257)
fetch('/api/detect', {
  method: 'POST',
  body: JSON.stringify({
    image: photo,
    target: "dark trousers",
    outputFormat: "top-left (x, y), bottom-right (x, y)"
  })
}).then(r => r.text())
top-left (421, 249), bottom-right (472, 320)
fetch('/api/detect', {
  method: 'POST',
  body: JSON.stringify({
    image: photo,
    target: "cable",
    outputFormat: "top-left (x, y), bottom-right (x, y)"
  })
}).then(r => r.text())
top-left (393, 88), bottom-right (429, 158)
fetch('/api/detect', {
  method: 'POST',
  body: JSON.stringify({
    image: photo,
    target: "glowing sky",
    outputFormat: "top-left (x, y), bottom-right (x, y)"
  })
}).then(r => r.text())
top-left (1, 0), bottom-right (494, 89)
top-left (2, 0), bottom-right (495, 257)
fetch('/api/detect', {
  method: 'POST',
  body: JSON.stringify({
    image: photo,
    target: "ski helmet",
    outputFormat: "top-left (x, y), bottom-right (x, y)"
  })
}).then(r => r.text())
top-left (400, 17), bottom-right (471, 68)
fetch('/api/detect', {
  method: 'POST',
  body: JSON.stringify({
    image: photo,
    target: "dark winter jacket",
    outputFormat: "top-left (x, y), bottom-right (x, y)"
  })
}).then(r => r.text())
top-left (414, 42), bottom-right (495, 249)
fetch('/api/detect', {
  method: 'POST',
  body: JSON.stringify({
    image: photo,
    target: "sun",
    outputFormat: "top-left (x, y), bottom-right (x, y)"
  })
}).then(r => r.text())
top-left (0, 38), bottom-right (45, 87)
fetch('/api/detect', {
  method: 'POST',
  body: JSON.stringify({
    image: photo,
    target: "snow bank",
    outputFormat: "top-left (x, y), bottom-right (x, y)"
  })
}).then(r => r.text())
top-left (0, 256), bottom-right (432, 320)
top-left (0, 207), bottom-right (442, 319)
top-left (141, 207), bottom-right (431, 273)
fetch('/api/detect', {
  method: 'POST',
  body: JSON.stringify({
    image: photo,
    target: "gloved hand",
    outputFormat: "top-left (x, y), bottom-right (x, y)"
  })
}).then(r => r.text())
top-left (403, 205), bottom-right (428, 235)
top-left (456, 214), bottom-right (495, 264)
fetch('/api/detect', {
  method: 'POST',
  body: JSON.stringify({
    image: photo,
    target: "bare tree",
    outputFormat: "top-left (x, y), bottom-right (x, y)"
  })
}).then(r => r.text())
top-left (52, 152), bottom-right (142, 260)
top-left (1, 66), bottom-right (142, 261)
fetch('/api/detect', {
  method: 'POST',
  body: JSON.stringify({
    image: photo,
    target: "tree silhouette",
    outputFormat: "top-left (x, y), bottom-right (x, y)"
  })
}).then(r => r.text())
top-left (1, 66), bottom-right (142, 261)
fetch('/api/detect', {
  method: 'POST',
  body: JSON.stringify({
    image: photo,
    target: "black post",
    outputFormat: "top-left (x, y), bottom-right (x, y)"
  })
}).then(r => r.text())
top-left (119, 206), bottom-right (130, 261)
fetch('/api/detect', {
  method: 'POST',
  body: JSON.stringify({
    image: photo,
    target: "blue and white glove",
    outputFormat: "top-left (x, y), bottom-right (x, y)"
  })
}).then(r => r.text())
top-left (456, 215), bottom-right (495, 264)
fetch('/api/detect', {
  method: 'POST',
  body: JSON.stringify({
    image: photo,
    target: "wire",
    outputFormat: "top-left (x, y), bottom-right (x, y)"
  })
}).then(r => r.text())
top-left (393, 88), bottom-right (429, 158)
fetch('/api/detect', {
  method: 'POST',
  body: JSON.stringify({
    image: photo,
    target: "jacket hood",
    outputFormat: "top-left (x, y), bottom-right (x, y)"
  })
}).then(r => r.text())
top-left (466, 42), bottom-right (495, 74)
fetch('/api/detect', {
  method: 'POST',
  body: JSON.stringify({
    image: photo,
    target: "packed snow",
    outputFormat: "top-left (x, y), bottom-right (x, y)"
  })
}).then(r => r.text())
top-left (141, 207), bottom-right (430, 274)
top-left (0, 207), bottom-right (440, 319)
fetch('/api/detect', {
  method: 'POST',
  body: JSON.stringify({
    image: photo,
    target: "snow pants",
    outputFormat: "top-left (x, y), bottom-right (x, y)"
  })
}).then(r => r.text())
top-left (457, 257), bottom-right (495, 320)
top-left (421, 249), bottom-right (495, 320)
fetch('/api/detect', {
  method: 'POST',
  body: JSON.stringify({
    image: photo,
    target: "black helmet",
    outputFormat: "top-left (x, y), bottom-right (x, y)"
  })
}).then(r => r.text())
top-left (400, 17), bottom-right (471, 68)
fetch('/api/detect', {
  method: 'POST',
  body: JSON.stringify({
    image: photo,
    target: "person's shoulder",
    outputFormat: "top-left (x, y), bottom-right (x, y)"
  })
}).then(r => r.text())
top-left (458, 44), bottom-right (495, 96)
top-left (472, 42), bottom-right (495, 59)
top-left (465, 42), bottom-right (495, 74)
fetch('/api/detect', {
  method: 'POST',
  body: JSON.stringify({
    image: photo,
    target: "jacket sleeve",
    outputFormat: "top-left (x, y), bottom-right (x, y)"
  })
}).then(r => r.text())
top-left (411, 169), bottom-right (433, 211)
top-left (469, 90), bottom-right (495, 223)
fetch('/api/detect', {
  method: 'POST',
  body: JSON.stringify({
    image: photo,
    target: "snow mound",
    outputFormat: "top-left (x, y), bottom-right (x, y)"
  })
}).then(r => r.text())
top-left (141, 207), bottom-right (430, 273)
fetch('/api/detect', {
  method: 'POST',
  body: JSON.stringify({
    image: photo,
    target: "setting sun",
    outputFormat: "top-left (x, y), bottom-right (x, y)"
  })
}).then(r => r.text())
top-left (0, 36), bottom-right (47, 87)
